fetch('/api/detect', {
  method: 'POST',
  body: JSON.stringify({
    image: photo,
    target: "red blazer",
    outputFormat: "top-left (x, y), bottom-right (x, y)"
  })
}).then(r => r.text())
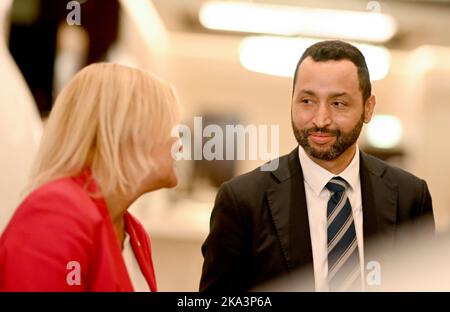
top-left (0, 171), bottom-right (157, 292)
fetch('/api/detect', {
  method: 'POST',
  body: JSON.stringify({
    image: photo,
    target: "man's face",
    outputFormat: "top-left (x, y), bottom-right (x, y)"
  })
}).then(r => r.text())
top-left (291, 57), bottom-right (375, 161)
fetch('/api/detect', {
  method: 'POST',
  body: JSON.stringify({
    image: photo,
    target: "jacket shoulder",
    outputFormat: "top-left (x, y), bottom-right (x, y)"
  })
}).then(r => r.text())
top-left (223, 152), bottom-right (292, 195)
top-left (0, 178), bottom-right (101, 291)
top-left (4, 178), bottom-right (104, 239)
top-left (362, 153), bottom-right (426, 185)
top-left (23, 178), bottom-right (102, 219)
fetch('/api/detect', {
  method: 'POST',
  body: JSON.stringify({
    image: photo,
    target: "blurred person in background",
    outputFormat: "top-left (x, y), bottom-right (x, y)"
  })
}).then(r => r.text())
top-left (8, 0), bottom-right (120, 117)
top-left (0, 63), bottom-right (180, 291)
top-left (0, 0), bottom-right (42, 233)
top-left (200, 40), bottom-right (434, 292)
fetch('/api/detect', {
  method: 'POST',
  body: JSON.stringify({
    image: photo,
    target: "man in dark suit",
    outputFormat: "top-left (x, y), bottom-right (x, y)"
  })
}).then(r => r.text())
top-left (199, 40), bottom-right (433, 292)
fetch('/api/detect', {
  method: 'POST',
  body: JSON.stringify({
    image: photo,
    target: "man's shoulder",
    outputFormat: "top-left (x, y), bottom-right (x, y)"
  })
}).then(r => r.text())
top-left (361, 152), bottom-right (426, 186)
top-left (221, 151), bottom-right (294, 195)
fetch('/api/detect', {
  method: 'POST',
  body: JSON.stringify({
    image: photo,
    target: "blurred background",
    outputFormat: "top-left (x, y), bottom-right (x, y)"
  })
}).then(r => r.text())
top-left (1, 0), bottom-right (450, 291)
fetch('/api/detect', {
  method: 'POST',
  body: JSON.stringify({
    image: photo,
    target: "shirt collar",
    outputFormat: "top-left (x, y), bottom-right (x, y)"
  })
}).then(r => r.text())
top-left (298, 145), bottom-right (360, 196)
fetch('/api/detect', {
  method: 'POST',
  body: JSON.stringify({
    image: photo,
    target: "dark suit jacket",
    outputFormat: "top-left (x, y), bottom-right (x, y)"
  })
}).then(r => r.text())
top-left (200, 147), bottom-right (433, 292)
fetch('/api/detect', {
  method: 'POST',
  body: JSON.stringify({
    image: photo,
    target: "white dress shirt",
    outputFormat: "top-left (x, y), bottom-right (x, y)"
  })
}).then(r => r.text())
top-left (298, 145), bottom-right (364, 291)
top-left (122, 232), bottom-right (151, 292)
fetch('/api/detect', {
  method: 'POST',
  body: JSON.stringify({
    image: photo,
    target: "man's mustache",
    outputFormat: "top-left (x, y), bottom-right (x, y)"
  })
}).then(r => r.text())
top-left (303, 127), bottom-right (340, 136)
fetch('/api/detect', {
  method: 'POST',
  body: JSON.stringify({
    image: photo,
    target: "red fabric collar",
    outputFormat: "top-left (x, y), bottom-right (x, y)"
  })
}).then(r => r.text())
top-left (72, 169), bottom-right (157, 292)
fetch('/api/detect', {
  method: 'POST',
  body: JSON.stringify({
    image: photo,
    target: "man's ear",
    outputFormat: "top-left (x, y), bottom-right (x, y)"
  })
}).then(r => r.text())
top-left (364, 95), bottom-right (376, 123)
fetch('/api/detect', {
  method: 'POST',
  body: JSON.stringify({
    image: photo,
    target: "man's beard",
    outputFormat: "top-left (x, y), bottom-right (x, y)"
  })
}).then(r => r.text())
top-left (292, 111), bottom-right (365, 161)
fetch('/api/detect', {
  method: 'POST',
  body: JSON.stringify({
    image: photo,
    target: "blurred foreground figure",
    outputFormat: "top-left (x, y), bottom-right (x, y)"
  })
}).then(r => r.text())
top-left (256, 218), bottom-right (443, 291)
top-left (0, 0), bottom-right (42, 233)
top-left (0, 63), bottom-right (180, 291)
top-left (200, 40), bottom-right (434, 292)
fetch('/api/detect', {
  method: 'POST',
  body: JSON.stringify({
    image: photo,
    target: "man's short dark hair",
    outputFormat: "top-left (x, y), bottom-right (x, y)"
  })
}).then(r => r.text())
top-left (293, 40), bottom-right (371, 103)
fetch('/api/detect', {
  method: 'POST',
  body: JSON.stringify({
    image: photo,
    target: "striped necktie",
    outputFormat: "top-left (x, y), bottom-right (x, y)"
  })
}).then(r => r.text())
top-left (326, 177), bottom-right (361, 291)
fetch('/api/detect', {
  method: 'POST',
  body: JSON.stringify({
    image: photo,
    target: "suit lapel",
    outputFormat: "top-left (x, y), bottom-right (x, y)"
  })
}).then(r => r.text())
top-left (266, 147), bottom-right (313, 273)
top-left (360, 152), bottom-right (398, 241)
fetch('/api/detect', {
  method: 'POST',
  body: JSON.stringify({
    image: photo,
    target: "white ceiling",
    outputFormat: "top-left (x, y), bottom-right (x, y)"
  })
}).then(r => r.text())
top-left (151, 0), bottom-right (450, 49)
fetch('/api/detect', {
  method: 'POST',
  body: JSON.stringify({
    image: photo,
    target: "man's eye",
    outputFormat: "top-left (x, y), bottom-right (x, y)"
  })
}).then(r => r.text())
top-left (301, 99), bottom-right (312, 104)
top-left (332, 101), bottom-right (345, 107)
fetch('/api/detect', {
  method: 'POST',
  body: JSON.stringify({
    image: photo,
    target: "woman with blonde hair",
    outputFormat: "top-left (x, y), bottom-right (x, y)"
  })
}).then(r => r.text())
top-left (0, 63), bottom-right (180, 291)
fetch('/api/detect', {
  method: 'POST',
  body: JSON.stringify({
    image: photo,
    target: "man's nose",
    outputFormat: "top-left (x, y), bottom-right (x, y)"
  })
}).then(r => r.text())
top-left (312, 103), bottom-right (332, 129)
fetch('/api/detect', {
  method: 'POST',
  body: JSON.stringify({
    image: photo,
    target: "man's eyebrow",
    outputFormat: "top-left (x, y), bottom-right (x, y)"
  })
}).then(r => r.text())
top-left (298, 89), bottom-right (316, 96)
top-left (329, 92), bottom-right (350, 98)
top-left (297, 90), bottom-right (350, 98)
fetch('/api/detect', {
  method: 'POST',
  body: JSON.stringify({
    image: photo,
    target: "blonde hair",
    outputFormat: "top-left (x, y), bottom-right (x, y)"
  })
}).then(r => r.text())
top-left (28, 63), bottom-right (180, 198)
